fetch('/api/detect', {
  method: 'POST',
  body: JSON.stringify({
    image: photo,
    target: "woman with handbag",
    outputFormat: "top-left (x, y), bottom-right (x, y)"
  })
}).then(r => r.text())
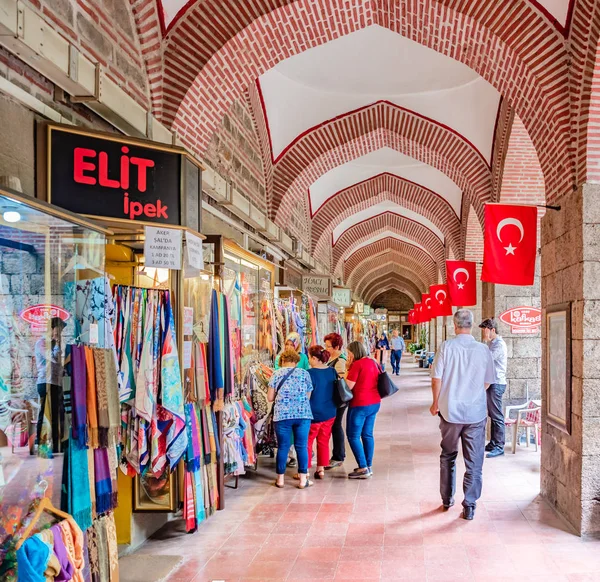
top-left (307, 345), bottom-right (338, 480)
top-left (345, 341), bottom-right (382, 479)
top-left (267, 348), bottom-right (314, 489)
top-left (324, 333), bottom-right (348, 469)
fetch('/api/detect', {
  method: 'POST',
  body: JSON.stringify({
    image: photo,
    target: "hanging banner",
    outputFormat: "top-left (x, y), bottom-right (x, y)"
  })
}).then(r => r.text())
top-left (302, 275), bottom-right (332, 299)
top-left (185, 231), bottom-right (204, 270)
top-left (332, 287), bottom-right (352, 307)
top-left (446, 260), bottom-right (477, 306)
top-left (144, 226), bottom-right (182, 269)
top-left (429, 284), bottom-right (453, 317)
top-left (482, 203), bottom-right (538, 286)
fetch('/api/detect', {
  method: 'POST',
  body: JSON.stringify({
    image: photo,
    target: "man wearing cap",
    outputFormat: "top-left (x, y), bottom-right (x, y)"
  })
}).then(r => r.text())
top-left (479, 317), bottom-right (508, 458)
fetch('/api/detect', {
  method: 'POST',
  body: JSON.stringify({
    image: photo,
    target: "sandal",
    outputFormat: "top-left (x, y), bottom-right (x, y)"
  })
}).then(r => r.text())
top-left (273, 480), bottom-right (284, 489)
top-left (314, 469), bottom-right (325, 480)
top-left (293, 473), bottom-right (300, 480)
top-left (297, 479), bottom-right (314, 489)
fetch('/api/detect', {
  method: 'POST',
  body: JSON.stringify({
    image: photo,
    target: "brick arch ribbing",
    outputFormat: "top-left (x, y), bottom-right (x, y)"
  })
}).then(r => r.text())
top-left (344, 239), bottom-right (439, 287)
top-left (363, 272), bottom-right (426, 305)
top-left (312, 172), bottom-right (462, 260)
top-left (369, 281), bottom-right (420, 306)
top-left (352, 256), bottom-right (433, 299)
top-left (160, 0), bottom-right (573, 205)
top-left (370, 288), bottom-right (416, 309)
top-left (271, 102), bottom-right (490, 227)
top-left (332, 212), bottom-right (445, 277)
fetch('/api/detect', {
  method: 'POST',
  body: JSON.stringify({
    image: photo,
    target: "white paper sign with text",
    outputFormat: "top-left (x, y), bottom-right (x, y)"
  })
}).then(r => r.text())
top-left (144, 226), bottom-right (182, 270)
top-left (185, 231), bottom-right (204, 270)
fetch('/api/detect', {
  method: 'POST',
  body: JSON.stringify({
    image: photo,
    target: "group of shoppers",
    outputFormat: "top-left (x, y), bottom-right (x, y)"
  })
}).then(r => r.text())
top-left (268, 333), bottom-right (383, 488)
top-left (374, 329), bottom-right (406, 375)
top-left (430, 310), bottom-right (508, 521)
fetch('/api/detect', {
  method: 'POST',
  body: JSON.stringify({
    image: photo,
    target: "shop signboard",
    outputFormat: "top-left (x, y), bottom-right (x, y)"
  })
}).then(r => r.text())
top-left (362, 304), bottom-right (370, 316)
top-left (43, 124), bottom-right (196, 226)
top-left (332, 287), bottom-right (352, 307)
top-left (302, 275), bottom-right (331, 299)
top-left (499, 306), bottom-right (542, 334)
top-left (283, 263), bottom-right (303, 290)
top-left (144, 226), bottom-right (183, 269)
top-left (20, 304), bottom-right (70, 333)
top-left (389, 315), bottom-right (400, 322)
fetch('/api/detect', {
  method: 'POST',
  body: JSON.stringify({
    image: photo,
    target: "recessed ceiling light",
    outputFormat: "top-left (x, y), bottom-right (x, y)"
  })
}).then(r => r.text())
top-left (3, 211), bottom-right (21, 223)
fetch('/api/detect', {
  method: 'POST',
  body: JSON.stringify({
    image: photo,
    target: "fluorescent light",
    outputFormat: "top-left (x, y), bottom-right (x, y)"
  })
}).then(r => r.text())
top-left (3, 211), bottom-right (21, 223)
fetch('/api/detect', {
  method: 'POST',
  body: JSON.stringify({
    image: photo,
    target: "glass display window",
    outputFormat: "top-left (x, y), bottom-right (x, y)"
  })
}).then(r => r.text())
top-left (0, 191), bottom-right (107, 569)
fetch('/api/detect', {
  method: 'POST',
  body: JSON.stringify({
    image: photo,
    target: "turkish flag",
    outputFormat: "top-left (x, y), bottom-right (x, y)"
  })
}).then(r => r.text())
top-left (408, 310), bottom-right (414, 324)
top-left (422, 294), bottom-right (433, 321)
top-left (414, 303), bottom-right (422, 323)
top-left (429, 284), bottom-right (453, 317)
top-left (482, 203), bottom-right (538, 286)
top-left (446, 260), bottom-right (477, 306)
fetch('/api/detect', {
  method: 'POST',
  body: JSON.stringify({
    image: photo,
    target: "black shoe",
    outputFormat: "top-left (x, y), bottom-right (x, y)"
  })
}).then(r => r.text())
top-left (462, 506), bottom-right (475, 520)
top-left (485, 442), bottom-right (494, 452)
top-left (486, 449), bottom-right (505, 458)
top-left (442, 500), bottom-right (454, 511)
top-left (287, 458), bottom-right (297, 467)
top-left (348, 468), bottom-right (371, 479)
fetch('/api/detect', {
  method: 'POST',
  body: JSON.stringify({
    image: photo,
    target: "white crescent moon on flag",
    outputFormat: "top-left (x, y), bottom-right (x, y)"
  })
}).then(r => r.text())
top-left (425, 297), bottom-right (432, 306)
top-left (496, 218), bottom-right (524, 243)
top-left (435, 289), bottom-right (446, 301)
top-left (453, 268), bottom-right (470, 282)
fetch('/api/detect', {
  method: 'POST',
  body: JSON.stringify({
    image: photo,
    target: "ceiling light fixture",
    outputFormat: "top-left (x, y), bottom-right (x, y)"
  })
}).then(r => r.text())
top-left (3, 210), bottom-right (21, 223)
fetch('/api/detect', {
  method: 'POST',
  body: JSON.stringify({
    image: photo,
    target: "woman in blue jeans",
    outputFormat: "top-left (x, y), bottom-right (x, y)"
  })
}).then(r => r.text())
top-left (268, 348), bottom-right (314, 489)
top-left (345, 341), bottom-right (382, 479)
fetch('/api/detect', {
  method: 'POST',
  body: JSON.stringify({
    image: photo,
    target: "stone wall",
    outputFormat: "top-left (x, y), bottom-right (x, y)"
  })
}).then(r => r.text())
top-left (540, 184), bottom-right (600, 536)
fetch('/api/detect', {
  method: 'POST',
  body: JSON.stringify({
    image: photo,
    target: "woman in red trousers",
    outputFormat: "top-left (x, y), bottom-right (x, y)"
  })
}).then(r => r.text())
top-left (307, 345), bottom-right (338, 479)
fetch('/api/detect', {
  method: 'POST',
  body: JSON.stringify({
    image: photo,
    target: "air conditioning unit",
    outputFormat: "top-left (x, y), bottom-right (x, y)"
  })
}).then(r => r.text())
top-left (279, 231), bottom-right (295, 254)
top-left (264, 219), bottom-right (280, 241)
top-left (202, 166), bottom-right (230, 203)
top-left (292, 237), bottom-right (304, 258)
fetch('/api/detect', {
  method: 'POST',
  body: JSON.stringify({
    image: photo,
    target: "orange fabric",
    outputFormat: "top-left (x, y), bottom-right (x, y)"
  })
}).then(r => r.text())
top-left (84, 346), bottom-right (99, 448)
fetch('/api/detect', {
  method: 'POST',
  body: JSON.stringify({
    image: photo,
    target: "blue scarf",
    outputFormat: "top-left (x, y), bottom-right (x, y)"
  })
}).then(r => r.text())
top-left (16, 535), bottom-right (50, 582)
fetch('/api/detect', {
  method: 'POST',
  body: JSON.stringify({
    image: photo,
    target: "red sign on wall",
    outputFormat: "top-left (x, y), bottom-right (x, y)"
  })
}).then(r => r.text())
top-left (19, 305), bottom-right (70, 333)
top-left (499, 306), bottom-right (541, 335)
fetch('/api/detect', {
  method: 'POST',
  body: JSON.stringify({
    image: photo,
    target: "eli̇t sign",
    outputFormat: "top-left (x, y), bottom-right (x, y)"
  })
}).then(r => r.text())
top-left (499, 306), bottom-right (542, 335)
top-left (302, 275), bottom-right (331, 299)
top-left (44, 124), bottom-right (183, 225)
top-left (20, 305), bottom-right (70, 333)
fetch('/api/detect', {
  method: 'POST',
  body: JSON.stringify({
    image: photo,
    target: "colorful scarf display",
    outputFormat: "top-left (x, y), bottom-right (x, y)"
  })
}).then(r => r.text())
top-left (63, 437), bottom-right (93, 532)
top-left (70, 346), bottom-right (88, 449)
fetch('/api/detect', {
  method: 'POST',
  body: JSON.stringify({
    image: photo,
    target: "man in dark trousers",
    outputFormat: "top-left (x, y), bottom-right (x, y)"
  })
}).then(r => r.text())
top-left (479, 318), bottom-right (508, 458)
top-left (390, 329), bottom-right (406, 375)
top-left (429, 310), bottom-right (495, 520)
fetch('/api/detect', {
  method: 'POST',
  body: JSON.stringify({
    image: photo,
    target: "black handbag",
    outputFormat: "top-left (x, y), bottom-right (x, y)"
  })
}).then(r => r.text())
top-left (334, 375), bottom-right (353, 407)
top-left (377, 367), bottom-right (399, 398)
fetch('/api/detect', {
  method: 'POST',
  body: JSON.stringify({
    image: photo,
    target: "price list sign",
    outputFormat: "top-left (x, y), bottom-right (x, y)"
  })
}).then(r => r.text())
top-left (144, 226), bottom-right (183, 270)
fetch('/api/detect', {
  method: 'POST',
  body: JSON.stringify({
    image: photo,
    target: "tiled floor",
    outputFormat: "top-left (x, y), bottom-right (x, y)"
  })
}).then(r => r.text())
top-left (137, 358), bottom-right (600, 581)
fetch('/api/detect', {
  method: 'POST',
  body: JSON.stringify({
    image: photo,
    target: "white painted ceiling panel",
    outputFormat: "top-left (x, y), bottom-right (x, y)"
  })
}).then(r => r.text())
top-left (332, 201), bottom-right (445, 245)
top-left (259, 26), bottom-right (500, 161)
top-left (310, 148), bottom-right (463, 216)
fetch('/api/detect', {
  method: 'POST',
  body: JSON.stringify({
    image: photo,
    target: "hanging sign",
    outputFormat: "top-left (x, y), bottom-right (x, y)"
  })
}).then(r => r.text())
top-left (144, 226), bottom-right (182, 269)
top-left (183, 307), bottom-right (194, 336)
top-left (332, 287), bottom-right (352, 307)
top-left (499, 306), bottom-right (542, 334)
top-left (282, 262), bottom-right (303, 289)
top-left (20, 304), bottom-right (70, 333)
top-left (389, 315), bottom-right (400, 322)
top-left (185, 231), bottom-right (204, 270)
top-left (302, 275), bottom-right (331, 299)
top-left (45, 125), bottom-right (183, 225)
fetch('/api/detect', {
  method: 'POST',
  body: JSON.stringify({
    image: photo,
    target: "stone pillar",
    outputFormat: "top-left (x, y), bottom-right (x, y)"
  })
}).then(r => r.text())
top-left (540, 184), bottom-right (600, 536)
top-left (495, 259), bottom-right (542, 405)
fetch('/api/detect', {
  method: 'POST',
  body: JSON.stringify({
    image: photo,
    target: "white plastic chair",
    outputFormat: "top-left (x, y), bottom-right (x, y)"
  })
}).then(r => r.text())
top-left (505, 400), bottom-right (541, 454)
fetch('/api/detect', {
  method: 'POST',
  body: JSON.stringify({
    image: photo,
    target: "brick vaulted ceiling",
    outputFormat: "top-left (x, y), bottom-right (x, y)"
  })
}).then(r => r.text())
top-left (140, 0), bottom-right (600, 307)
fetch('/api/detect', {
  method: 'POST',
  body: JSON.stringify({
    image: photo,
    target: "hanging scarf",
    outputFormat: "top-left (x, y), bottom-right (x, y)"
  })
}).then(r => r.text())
top-left (84, 347), bottom-right (99, 448)
top-left (222, 294), bottom-right (234, 400)
top-left (135, 290), bottom-right (157, 422)
top-left (183, 470), bottom-right (196, 533)
top-left (207, 289), bottom-right (223, 406)
top-left (57, 518), bottom-right (84, 582)
top-left (194, 343), bottom-right (210, 402)
top-left (64, 437), bottom-right (93, 531)
top-left (50, 524), bottom-right (75, 582)
top-left (16, 535), bottom-right (50, 582)
top-left (161, 291), bottom-right (187, 470)
top-left (69, 345), bottom-right (88, 449)
top-left (102, 349), bottom-right (120, 447)
top-left (93, 448), bottom-right (113, 515)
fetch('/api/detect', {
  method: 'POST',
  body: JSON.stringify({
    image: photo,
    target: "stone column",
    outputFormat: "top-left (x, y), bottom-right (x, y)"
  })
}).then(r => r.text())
top-left (540, 184), bottom-right (600, 536)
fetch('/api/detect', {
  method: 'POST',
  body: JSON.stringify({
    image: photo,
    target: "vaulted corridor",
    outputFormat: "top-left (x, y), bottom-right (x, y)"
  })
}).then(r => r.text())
top-left (130, 359), bottom-right (597, 582)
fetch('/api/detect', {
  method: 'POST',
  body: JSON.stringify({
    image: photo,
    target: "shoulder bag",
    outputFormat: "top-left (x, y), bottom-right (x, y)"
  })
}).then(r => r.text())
top-left (333, 369), bottom-right (353, 407)
top-left (377, 360), bottom-right (399, 398)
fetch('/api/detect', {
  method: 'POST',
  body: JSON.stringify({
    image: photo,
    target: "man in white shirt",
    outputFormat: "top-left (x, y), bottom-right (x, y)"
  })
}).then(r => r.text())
top-left (430, 309), bottom-right (496, 520)
top-left (479, 318), bottom-right (508, 458)
top-left (390, 329), bottom-right (406, 375)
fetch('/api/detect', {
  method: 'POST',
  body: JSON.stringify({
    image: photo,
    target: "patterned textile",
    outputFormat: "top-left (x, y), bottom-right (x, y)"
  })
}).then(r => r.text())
top-left (268, 368), bottom-right (313, 422)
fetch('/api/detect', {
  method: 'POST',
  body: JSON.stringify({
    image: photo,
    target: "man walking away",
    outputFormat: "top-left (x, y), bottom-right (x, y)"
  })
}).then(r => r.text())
top-left (430, 310), bottom-right (495, 520)
top-left (479, 318), bottom-right (508, 458)
top-left (390, 329), bottom-right (405, 375)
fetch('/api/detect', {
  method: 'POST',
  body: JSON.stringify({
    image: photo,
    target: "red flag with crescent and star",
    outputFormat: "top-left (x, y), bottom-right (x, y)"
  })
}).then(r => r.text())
top-left (482, 203), bottom-right (538, 286)
top-left (446, 260), bottom-right (477, 306)
top-left (429, 284), bottom-right (453, 317)
top-left (415, 303), bottom-right (423, 323)
top-left (422, 293), bottom-right (433, 322)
